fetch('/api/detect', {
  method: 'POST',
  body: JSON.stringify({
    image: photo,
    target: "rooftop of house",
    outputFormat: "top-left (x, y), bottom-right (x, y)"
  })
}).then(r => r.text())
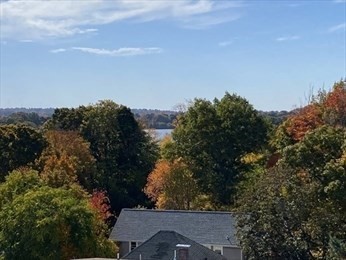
top-left (121, 230), bottom-right (226, 260)
top-left (110, 209), bottom-right (239, 246)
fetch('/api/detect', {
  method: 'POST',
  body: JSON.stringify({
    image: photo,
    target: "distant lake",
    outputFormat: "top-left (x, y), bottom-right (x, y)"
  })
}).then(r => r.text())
top-left (145, 129), bottom-right (173, 140)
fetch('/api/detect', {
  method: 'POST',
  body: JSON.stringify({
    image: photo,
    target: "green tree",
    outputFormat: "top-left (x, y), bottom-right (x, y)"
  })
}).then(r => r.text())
top-left (328, 236), bottom-right (346, 259)
top-left (0, 169), bottom-right (116, 260)
top-left (0, 112), bottom-right (47, 127)
top-left (171, 93), bottom-right (269, 207)
top-left (236, 166), bottom-right (341, 259)
top-left (0, 124), bottom-right (46, 181)
top-left (282, 126), bottom-right (346, 211)
top-left (237, 126), bottom-right (346, 259)
top-left (0, 168), bottom-right (43, 208)
top-left (48, 100), bottom-right (158, 213)
top-left (237, 167), bottom-right (309, 259)
top-left (48, 106), bottom-right (88, 131)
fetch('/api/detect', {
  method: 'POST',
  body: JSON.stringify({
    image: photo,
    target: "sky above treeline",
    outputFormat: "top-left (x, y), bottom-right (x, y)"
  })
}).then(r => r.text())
top-left (0, 0), bottom-right (345, 111)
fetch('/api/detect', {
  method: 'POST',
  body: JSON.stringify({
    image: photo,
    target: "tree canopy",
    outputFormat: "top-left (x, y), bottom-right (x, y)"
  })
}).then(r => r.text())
top-left (144, 159), bottom-right (201, 210)
top-left (236, 80), bottom-right (346, 259)
top-left (0, 124), bottom-right (46, 181)
top-left (170, 93), bottom-right (269, 207)
top-left (48, 100), bottom-right (159, 213)
top-left (37, 130), bottom-right (96, 190)
top-left (0, 169), bottom-right (116, 260)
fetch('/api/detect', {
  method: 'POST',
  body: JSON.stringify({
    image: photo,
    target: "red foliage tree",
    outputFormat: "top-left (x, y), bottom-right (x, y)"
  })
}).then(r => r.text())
top-left (286, 104), bottom-right (323, 142)
top-left (89, 190), bottom-right (112, 222)
top-left (323, 81), bottom-right (346, 127)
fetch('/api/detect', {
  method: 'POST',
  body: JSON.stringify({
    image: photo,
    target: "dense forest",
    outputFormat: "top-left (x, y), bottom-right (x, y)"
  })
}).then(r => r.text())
top-left (0, 80), bottom-right (345, 259)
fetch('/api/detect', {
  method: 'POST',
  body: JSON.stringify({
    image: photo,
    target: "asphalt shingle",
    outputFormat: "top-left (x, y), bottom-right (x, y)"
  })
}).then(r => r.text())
top-left (110, 209), bottom-right (238, 246)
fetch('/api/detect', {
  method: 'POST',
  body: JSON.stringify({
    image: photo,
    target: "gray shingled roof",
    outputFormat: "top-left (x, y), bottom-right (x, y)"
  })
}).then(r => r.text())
top-left (122, 230), bottom-right (226, 260)
top-left (110, 209), bottom-right (238, 246)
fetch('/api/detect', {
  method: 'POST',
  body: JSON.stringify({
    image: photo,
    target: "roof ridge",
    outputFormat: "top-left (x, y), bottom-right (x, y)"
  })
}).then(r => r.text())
top-left (122, 230), bottom-right (225, 260)
top-left (122, 208), bottom-right (237, 214)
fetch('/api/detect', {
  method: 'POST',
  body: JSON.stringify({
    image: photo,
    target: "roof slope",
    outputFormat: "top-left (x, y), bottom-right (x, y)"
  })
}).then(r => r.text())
top-left (122, 230), bottom-right (226, 260)
top-left (110, 209), bottom-right (238, 246)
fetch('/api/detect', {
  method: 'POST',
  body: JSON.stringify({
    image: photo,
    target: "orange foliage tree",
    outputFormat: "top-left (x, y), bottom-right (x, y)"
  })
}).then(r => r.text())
top-left (286, 104), bottom-right (323, 142)
top-left (144, 159), bottom-right (200, 210)
top-left (273, 80), bottom-right (345, 149)
top-left (37, 130), bottom-right (96, 189)
top-left (144, 160), bottom-right (170, 203)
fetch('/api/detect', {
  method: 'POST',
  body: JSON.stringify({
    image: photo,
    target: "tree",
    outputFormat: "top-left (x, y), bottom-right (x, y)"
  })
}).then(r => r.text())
top-left (89, 190), bottom-right (113, 223)
top-left (0, 112), bottom-right (47, 127)
top-left (37, 130), bottom-right (96, 190)
top-left (271, 80), bottom-right (346, 151)
top-left (0, 124), bottom-right (46, 181)
top-left (282, 126), bottom-right (346, 211)
top-left (144, 159), bottom-right (201, 210)
top-left (322, 80), bottom-right (346, 127)
top-left (285, 104), bottom-right (323, 142)
top-left (171, 93), bottom-right (269, 207)
top-left (328, 236), bottom-right (346, 259)
top-left (0, 168), bottom-right (43, 208)
top-left (48, 107), bottom-right (88, 131)
top-left (236, 166), bottom-right (341, 259)
top-left (48, 100), bottom-right (159, 213)
top-left (0, 169), bottom-right (116, 260)
top-left (237, 126), bottom-right (346, 259)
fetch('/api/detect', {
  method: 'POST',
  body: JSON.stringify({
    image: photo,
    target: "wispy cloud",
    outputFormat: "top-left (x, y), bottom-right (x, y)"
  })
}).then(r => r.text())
top-left (276, 35), bottom-right (300, 42)
top-left (0, 0), bottom-right (244, 40)
top-left (50, 48), bottom-right (67, 53)
top-left (218, 40), bottom-right (233, 47)
top-left (181, 14), bottom-right (240, 30)
top-left (72, 47), bottom-right (163, 57)
top-left (287, 3), bottom-right (304, 8)
top-left (328, 23), bottom-right (346, 32)
top-left (334, 0), bottom-right (346, 3)
top-left (19, 39), bottom-right (33, 43)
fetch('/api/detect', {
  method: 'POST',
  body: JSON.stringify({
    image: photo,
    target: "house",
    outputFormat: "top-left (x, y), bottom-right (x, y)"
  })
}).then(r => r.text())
top-left (121, 230), bottom-right (226, 260)
top-left (109, 209), bottom-right (242, 260)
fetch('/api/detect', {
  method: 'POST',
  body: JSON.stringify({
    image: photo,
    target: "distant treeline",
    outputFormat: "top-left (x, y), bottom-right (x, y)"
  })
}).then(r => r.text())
top-left (132, 109), bottom-right (178, 129)
top-left (0, 108), bottom-right (55, 117)
top-left (259, 110), bottom-right (291, 125)
top-left (0, 112), bottom-right (50, 128)
top-left (0, 108), bottom-right (291, 128)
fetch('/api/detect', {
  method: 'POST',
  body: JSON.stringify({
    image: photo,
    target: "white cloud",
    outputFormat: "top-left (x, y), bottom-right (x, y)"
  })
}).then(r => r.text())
top-left (50, 48), bottom-right (67, 53)
top-left (218, 37), bottom-right (240, 47)
top-left (334, 0), bottom-right (346, 3)
top-left (276, 35), bottom-right (300, 42)
top-left (0, 0), bottom-right (243, 40)
top-left (72, 47), bottom-right (163, 57)
top-left (328, 23), bottom-right (346, 32)
top-left (218, 41), bottom-right (233, 47)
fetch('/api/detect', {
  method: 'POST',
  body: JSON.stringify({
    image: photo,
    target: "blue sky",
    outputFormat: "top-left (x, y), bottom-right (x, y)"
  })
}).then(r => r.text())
top-left (0, 0), bottom-right (345, 111)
